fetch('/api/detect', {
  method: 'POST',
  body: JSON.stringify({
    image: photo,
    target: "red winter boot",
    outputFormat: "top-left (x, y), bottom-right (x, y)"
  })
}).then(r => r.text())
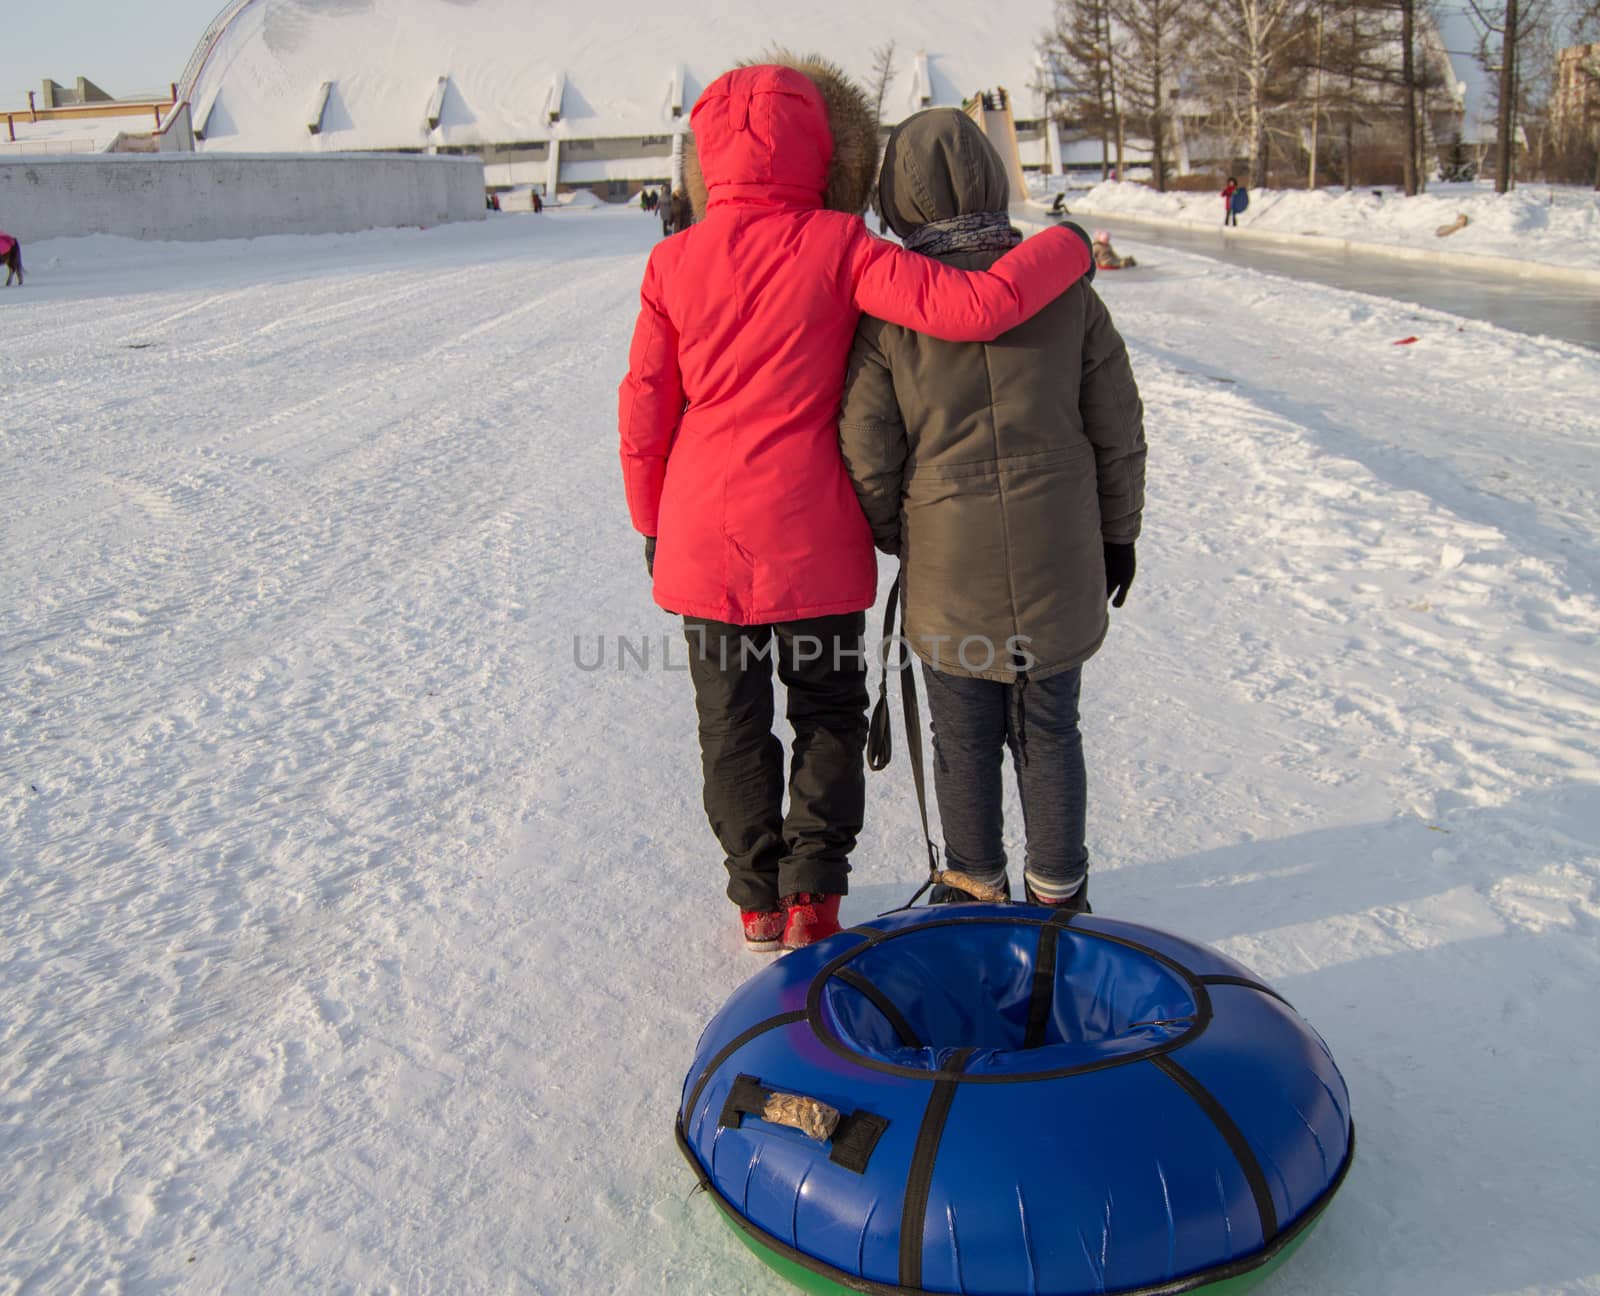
top-left (781, 893), bottom-right (842, 950)
top-left (741, 909), bottom-right (785, 952)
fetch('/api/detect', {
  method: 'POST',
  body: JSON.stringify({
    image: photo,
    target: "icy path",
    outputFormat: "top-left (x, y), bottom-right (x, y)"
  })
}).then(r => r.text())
top-left (2, 213), bottom-right (1598, 1294)
top-left (1052, 216), bottom-right (1600, 352)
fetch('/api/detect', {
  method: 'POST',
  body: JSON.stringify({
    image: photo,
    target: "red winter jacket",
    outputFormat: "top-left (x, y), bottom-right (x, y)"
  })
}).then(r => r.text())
top-left (0, 232), bottom-right (15, 257)
top-left (618, 65), bottom-right (1092, 626)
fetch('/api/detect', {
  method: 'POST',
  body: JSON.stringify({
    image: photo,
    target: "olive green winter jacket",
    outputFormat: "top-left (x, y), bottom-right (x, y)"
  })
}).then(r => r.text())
top-left (839, 109), bottom-right (1147, 682)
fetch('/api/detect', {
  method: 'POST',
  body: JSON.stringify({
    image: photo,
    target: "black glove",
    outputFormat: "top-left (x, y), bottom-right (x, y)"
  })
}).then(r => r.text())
top-left (1104, 543), bottom-right (1135, 607)
top-left (1063, 221), bottom-right (1097, 284)
top-left (644, 535), bottom-right (657, 577)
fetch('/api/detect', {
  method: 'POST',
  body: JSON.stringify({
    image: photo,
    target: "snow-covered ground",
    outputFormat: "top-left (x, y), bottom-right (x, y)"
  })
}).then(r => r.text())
top-left (1063, 178), bottom-right (1600, 273)
top-left (3, 210), bottom-right (1599, 1293)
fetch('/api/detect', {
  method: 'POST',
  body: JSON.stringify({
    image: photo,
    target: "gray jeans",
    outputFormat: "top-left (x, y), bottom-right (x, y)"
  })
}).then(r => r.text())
top-left (922, 665), bottom-right (1089, 900)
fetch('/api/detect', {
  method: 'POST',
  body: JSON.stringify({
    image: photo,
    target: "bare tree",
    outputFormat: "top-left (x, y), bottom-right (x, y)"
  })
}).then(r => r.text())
top-left (1467, 0), bottom-right (1554, 191)
top-left (1318, 0), bottom-right (1437, 194)
top-left (1199, 0), bottom-right (1317, 187)
top-left (1584, 3), bottom-right (1600, 187)
top-left (1307, 0), bottom-right (1328, 187)
top-left (1312, 0), bottom-right (1395, 188)
top-left (1111, 0), bottom-right (1195, 190)
top-left (1040, 0), bottom-right (1125, 178)
top-left (868, 40), bottom-right (899, 130)
top-left (1399, 0), bottom-right (1422, 192)
top-left (1588, 48), bottom-right (1600, 188)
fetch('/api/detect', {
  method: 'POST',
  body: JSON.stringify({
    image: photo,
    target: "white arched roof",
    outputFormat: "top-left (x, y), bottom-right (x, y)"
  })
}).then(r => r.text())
top-left (180, 0), bottom-right (1057, 153)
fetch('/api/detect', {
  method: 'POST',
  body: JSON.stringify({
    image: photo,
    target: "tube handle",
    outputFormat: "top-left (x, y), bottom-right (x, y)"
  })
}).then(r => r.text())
top-left (718, 1074), bottom-right (890, 1173)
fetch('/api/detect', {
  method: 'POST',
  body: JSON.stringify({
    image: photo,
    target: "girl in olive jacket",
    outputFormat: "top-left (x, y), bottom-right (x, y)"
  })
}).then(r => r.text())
top-left (839, 109), bottom-right (1146, 911)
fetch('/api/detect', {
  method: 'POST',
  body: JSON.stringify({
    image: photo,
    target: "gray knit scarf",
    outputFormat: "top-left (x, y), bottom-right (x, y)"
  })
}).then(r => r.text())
top-left (903, 211), bottom-right (1022, 257)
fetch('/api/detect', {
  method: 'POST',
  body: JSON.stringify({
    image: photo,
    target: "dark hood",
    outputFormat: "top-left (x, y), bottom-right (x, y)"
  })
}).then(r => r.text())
top-left (877, 108), bottom-right (1009, 240)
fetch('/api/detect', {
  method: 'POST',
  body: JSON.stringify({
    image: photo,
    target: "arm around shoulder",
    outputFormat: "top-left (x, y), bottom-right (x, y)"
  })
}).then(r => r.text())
top-left (847, 223), bottom-right (1092, 344)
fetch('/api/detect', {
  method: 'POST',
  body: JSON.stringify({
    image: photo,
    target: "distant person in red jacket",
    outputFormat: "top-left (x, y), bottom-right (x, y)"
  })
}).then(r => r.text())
top-left (0, 229), bottom-right (22, 287)
top-left (617, 58), bottom-right (1093, 954)
top-left (1221, 176), bottom-right (1240, 227)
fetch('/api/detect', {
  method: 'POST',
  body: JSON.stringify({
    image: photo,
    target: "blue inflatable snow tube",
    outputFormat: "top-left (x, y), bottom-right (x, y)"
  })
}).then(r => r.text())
top-left (677, 906), bottom-right (1353, 1295)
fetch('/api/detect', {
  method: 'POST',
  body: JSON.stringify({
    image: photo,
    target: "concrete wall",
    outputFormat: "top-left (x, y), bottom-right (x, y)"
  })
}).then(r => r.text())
top-left (0, 153), bottom-right (485, 243)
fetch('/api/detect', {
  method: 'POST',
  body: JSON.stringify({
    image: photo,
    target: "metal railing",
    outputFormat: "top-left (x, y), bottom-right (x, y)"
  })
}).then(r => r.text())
top-left (173, 0), bottom-right (263, 106)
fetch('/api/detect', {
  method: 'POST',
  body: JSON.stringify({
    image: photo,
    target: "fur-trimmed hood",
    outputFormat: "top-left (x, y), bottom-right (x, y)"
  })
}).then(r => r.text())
top-left (683, 53), bottom-right (879, 221)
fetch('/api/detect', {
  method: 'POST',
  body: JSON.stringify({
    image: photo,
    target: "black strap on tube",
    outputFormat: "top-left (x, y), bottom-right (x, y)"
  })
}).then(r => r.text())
top-left (867, 573), bottom-right (941, 903)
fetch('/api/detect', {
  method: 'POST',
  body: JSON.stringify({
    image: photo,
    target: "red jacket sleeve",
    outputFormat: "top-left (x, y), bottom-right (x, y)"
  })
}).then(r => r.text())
top-left (617, 250), bottom-right (684, 536)
top-left (847, 224), bottom-right (1091, 343)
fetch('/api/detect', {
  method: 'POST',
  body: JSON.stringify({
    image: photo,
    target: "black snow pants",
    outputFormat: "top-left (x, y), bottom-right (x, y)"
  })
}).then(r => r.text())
top-left (683, 613), bottom-right (869, 911)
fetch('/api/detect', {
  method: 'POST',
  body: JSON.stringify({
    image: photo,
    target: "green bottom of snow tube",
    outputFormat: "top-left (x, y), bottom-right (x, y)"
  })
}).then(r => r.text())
top-left (714, 1196), bottom-right (1324, 1296)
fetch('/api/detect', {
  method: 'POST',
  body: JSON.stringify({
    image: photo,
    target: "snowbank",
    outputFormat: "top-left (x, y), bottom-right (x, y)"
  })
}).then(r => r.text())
top-left (553, 188), bottom-right (604, 210)
top-left (1067, 179), bottom-right (1600, 274)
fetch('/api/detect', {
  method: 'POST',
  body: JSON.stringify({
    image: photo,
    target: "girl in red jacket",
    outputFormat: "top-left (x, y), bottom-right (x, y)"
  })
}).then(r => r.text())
top-left (618, 58), bottom-right (1093, 953)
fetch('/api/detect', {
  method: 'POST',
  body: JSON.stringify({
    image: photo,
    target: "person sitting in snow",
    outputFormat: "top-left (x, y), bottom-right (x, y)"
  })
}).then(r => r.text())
top-left (618, 57), bottom-right (1095, 953)
top-left (1091, 228), bottom-right (1136, 270)
top-left (839, 109), bottom-right (1146, 915)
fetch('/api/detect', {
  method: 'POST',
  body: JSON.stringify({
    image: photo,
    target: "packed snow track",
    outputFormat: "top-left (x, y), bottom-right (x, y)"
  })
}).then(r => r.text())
top-left (2, 210), bottom-right (1598, 1294)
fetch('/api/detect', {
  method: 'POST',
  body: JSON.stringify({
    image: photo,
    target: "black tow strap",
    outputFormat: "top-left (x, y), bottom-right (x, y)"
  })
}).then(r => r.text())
top-left (1152, 1054), bottom-right (1280, 1242)
top-left (899, 1048), bottom-right (976, 1287)
top-left (1023, 907), bottom-right (1077, 1049)
top-left (867, 573), bottom-right (941, 897)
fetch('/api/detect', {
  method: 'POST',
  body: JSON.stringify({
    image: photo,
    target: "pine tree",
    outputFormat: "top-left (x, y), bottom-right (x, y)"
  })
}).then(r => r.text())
top-left (1440, 131), bottom-right (1477, 179)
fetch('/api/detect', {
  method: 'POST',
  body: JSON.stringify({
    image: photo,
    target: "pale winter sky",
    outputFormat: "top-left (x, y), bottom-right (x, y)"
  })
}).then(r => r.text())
top-left (3, 1), bottom-right (223, 105)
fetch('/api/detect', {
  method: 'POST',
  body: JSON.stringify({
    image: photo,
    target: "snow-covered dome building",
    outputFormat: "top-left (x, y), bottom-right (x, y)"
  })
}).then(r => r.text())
top-left (172, 0), bottom-right (1065, 197)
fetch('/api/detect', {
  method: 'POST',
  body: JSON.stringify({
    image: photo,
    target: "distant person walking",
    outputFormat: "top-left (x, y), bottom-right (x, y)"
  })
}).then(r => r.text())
top-left (661, 186), bottom-right (693, 238)
top-left (531, 188), bottom-right (544, 214)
